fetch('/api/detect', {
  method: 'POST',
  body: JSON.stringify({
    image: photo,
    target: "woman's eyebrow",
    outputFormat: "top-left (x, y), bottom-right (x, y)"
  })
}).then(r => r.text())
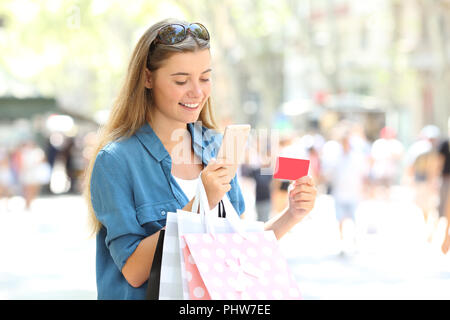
top-left (170, 68), bottom-right (212, 76)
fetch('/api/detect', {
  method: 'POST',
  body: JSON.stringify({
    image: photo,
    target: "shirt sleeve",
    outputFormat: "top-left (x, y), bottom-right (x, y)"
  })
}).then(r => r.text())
top-left (90, 150), bottom-right (146, 272)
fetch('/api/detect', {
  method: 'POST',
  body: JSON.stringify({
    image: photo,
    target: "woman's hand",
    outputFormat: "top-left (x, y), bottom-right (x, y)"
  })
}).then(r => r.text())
top-left (287, 175), bottom-right (317, 221)
top-left (200, 158), bottom-right (234, 209)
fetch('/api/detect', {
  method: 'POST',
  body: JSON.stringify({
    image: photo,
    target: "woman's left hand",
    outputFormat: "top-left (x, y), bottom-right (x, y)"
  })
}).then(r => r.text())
top-left (287, 175), bottom-right (317, 220)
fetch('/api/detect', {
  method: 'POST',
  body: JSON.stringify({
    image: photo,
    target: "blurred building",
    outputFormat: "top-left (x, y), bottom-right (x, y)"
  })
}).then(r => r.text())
top-left (281, 0), bottom-right (450, 143)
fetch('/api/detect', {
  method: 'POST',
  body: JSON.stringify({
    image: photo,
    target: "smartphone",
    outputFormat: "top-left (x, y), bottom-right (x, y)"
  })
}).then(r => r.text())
top-left (216, 124), bottom-right (251, 166)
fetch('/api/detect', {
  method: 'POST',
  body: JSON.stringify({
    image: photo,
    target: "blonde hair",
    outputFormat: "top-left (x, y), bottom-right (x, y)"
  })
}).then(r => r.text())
top-left (84, 18), bottom-right (218, 235)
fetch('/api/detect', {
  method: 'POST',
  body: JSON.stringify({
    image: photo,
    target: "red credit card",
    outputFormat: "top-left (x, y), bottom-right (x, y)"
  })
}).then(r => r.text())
top-left (273, 157), bottom-right (310, 180)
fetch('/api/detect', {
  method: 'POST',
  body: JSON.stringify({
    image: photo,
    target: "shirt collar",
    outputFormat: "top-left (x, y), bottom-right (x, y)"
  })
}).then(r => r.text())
top-left (135, 121), bottom-right (222, 164)
top-left (135, 122), bottom-right (169, 162)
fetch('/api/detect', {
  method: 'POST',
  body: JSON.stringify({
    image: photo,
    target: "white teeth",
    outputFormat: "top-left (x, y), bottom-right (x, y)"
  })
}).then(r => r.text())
top-left (180, 102), bottom-right (199, 108)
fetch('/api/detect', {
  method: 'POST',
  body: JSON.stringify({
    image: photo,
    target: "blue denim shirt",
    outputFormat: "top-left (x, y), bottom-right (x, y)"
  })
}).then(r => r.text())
top-left (90, 121), bottom-right (245, 300)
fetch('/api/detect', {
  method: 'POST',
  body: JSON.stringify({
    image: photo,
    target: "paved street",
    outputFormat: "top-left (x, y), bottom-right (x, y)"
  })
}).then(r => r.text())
top-left (279, 189), bottom-right (450, 299)
top-left (0, 195), bottom-right (96, 299)
top-left (0, 185), bottom-right (449, 300)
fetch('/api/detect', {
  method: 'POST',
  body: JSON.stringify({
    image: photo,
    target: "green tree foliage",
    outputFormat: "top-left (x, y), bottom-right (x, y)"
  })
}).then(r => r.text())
top-left (0, 0), bottom-right (292, 124)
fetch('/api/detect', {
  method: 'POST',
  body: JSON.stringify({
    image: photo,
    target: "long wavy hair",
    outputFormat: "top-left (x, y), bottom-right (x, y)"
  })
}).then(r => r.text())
top-left (84, 18), bottom-right (218, 235)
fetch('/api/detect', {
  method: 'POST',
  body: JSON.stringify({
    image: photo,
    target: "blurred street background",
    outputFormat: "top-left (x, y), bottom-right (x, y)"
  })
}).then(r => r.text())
top-left (1, 0), bottom-right (450, 299)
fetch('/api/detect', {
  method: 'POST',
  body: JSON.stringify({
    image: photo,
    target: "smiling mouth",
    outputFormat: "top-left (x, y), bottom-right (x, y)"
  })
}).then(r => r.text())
top-left (179, 102), bottom-right (200, 109)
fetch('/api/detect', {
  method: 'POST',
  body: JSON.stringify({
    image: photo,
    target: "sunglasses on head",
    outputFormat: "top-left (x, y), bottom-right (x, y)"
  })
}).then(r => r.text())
top-left (150, 23), bottom-right (210, 50)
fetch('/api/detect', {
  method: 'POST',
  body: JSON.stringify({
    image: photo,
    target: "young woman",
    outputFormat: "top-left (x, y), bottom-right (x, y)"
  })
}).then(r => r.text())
top-left (85, 18), bottom-right (317, 300)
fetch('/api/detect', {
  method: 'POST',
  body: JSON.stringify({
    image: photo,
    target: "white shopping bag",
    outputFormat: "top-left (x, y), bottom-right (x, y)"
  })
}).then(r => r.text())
top-left (158, 209), bottom-right (189, 300)
top-left (177, 173), bottom-right (264, 299)
top-left (158, 173), bottom-right (207, 299)
top-left (159, 179), bottom-right (257, 299)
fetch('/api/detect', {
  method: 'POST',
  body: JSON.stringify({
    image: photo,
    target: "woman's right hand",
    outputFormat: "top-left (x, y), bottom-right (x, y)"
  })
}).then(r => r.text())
top-left (200, 158), bottom-right (234, 209)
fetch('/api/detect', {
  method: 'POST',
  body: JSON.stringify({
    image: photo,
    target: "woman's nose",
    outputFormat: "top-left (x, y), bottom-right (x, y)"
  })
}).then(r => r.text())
top-left (187, 81), bottom-right (202, 97)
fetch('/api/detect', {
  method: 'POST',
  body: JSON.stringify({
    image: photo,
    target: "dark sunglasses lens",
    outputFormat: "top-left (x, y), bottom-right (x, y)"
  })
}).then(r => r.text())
top-left (188, 23), bottom-right (210, 40)
top-left (159, 24), bottom-right (186, 44)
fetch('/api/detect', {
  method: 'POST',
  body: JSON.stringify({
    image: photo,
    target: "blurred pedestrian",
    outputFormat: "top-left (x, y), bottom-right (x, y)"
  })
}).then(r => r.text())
top-left (0, 147), bottom-right (13, 202)
top-left (441, 187), bottom-right (450, 254)
top-left (19, 141), bottom-right (51, 210)
top-left (438, 122), bottom-right (450, 223)
top-left (241, 155), bottom-right (273, 222)
top-left (321, 139), bottom-right (341, 195)
top-left (61, 136), bottom-right (77, 193)
top-left (328, 129), bottom-right (369, 253)
top-left (307, 145), bottom-right (321, 187)
top-left (300, 132), bottom-right (324, 190)
top-left (369, 127), bottom-right (404, 199)
top-left (9, 145), bottom-right (23, 195)
top-left (405, 125), bottom-right (442, 242)
top-left (438, 120), bottom-right (450, 253)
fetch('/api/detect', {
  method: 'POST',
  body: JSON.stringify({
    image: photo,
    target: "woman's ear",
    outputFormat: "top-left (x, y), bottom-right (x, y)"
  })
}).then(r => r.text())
top-left (144, 68), bottom-right (153, 89)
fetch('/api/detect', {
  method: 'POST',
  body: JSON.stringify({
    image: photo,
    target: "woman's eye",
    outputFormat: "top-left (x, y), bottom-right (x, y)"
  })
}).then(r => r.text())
top-left (174, 78), bottom-right (209, 85)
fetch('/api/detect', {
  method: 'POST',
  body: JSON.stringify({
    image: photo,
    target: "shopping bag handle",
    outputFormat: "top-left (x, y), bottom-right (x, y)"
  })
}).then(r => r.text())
top-left (190, 173), bottom-right (209, 218)
top-left (191, 175), bottom-right (226, 218)
top-left (191, 176), bottom-right (200, 214)
top-left (190, 174), bottom-right (214, 234)
top-left (197, 171), bottom-right (215, 234)
top-left (194, 171), bottom-right (246, 236)
top-left (220, 192), bottom-right (246, 235)
top-left (192, 185), bottom-right (226, 219)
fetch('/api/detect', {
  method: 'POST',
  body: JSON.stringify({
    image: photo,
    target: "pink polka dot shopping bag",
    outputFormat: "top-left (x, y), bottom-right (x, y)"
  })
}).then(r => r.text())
top-left (177, 172), bottom-right (302, 300)
top-left (181, 231), bottom-right (302, 300)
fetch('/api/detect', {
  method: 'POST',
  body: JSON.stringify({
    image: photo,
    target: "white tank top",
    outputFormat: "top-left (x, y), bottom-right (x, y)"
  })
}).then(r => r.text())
top-left (172, 175), bottom-right (220, 215)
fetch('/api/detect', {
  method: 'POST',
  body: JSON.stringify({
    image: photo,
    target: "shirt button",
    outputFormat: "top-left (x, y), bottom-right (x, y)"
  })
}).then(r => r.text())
top-left (161, 210), bottom-right (166, 216)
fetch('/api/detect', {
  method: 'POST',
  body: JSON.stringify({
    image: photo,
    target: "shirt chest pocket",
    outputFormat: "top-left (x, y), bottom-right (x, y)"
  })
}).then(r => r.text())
top-left (136, 199), bottom-right (180, 226)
